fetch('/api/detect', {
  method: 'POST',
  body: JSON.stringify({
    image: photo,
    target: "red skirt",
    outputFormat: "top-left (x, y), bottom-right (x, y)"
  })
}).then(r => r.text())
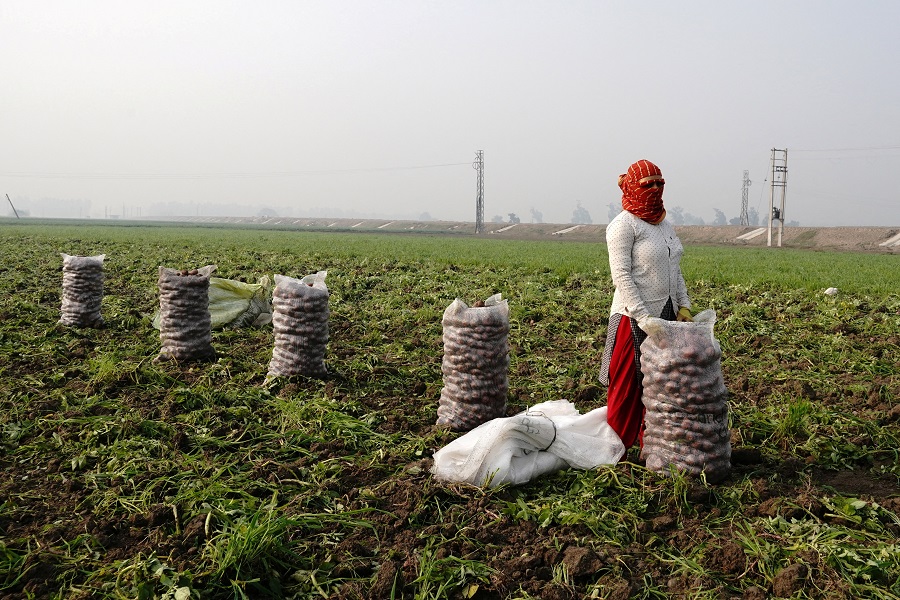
top-left (606, 315), bottom-right (645, 448)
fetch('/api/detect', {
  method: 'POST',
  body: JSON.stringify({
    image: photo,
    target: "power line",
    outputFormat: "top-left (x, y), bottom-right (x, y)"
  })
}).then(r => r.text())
top-left (791, 144), bottom-right (900, 152)
top-left (787, 144), bottom-right (900, 163)
top-left (0, 161), bottom-right (472, 180)
top-left (754, 159), bottom-right (769, 215)
top-left (789, 186), bottom-right (896, 207)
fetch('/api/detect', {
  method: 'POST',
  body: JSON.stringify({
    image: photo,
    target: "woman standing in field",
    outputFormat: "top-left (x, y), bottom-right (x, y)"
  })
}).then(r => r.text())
top-left (599, 159), bottom-right (693, 452)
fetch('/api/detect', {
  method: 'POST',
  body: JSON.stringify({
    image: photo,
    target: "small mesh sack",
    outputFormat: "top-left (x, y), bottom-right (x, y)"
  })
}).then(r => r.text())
top-left (155, 265), bottom-right (217, 363)
top-left (436, 294), bottom-right (510, 431)
top-left (59, 253), bottom-right (105, 327)
top-left (267, 271), bottom-right (330, 378)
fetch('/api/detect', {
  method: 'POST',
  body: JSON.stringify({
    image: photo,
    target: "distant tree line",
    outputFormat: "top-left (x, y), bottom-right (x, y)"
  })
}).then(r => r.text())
top-left (492, 202), bottom-right (594, 226)
top-left (490, 202), bottom-right (800, 227)
top-left (607, 203), bottom-right (799, 227)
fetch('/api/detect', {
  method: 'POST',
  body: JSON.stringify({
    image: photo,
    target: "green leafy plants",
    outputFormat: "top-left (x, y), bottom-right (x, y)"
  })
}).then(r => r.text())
top-left (0, 222), bottom-right (898, 599)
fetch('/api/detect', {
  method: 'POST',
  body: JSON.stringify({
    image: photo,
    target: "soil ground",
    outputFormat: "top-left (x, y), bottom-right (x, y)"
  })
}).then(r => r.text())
top-left (3, 369), bottom-right (900, 599)
top-left (1, 220), bottom-right (898, 599)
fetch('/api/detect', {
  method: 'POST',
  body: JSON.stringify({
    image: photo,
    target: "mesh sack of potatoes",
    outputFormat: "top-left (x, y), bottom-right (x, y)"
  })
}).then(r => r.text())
top-left (59, 253), bottom-right (106, 327)
top-left (639, 310), bottom-right (731, 483)
top-left (436, 294), bottom-right (510, 431)
top-left (155, 265), bottom-right (217, 362)
top-left (267, 271), bottom-right (330, 379)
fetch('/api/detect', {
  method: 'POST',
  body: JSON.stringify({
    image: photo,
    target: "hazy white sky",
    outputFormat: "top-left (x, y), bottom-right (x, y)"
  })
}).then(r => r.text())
top-left (2, 1), bottom-right (899, 225)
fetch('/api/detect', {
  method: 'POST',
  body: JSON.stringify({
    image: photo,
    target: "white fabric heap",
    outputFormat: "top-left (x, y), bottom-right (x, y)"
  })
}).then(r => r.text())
top-left (431, 399), bottom-right (625, 487)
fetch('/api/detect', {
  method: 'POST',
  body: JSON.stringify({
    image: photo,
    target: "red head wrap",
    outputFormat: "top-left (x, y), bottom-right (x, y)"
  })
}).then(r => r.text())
top-left (619, 159), bottom-right (666, 224)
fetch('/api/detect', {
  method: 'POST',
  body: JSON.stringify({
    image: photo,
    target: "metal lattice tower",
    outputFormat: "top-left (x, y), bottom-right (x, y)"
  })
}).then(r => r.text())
top-left (740, 170), bottom-right (751, 226)
top-left (473, 150), bottom-right (484, 234)
top-left (767, 148), bottom-right (788, 247)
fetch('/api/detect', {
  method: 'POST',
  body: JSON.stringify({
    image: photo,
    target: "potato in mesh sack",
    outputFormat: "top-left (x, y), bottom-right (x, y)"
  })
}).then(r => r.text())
top-left (59, 253), bottom-right (106, 327)
top-left (639, 310), bottom-right (731, 483)
top-left (152, 276), bottom-right (273, 330)
top-left (437, 294), bottom-right (509, 431)
top-left (267, 271), bottom-right (329, 379)
top-left (155, 265), bottom-right (217, 363)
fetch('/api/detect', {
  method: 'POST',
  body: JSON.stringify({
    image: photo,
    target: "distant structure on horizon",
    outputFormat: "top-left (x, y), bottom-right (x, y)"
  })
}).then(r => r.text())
top-left (740, 170), bottom-right (751, 226)
top-left (767, 148), bottom-right (788, 247)
top-left (474, 150), bottom-right (484, 234)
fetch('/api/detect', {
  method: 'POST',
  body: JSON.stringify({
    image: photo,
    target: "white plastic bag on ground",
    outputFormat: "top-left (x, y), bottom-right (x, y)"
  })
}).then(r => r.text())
top-left (639, 309), bottom-right (731, 483)
top-left (432, 399), bottom-right (625, 487)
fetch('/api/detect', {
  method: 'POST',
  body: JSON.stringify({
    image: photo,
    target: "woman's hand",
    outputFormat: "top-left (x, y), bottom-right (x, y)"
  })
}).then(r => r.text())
top-left (677, 307), bottom-right (693, 322)
top-left (637, 315), bottom-right (665, 336)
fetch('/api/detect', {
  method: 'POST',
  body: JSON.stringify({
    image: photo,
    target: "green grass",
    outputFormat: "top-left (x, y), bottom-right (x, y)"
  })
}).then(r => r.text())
top-left (0, 221), bottom-right (898, 599)
top-left (3, 220), bottom-right (898, 293)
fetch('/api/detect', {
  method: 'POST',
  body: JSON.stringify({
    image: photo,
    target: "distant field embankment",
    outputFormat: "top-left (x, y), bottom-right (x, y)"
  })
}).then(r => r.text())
top-left (3, 215), bottom-right (898, 253)
top-left (163, 216), bottom-right (900, 253)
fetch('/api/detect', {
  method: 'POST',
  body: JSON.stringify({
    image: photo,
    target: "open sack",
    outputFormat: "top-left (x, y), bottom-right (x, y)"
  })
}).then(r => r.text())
top-left (639, 309), bottom-right (731, 482)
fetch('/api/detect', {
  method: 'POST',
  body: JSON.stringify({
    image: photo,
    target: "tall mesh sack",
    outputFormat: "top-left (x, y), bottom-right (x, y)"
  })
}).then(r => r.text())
top-left (59, 253), bottom-right (106, 327)
top-left (156, 265), bottom-right (217, 362)
top-left (267, 271), bottom-right (329, 378)
top-left (437, 294), bottom-right (509, 431)
top-left (639, 310), bottom-right (731, 483)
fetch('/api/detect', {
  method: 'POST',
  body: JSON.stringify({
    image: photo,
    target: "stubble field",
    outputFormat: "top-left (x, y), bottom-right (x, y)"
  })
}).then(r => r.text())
top-left (1, 220), bottom-right (899, 599)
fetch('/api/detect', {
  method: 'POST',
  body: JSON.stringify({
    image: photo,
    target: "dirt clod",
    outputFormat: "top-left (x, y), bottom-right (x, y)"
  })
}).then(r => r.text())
top-left (773, 563), bottom-right (808, 597)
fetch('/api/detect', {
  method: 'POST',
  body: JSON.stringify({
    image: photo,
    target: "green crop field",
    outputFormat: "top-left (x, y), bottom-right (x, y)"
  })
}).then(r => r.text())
top-left (1, 221), bottom-right (898, 599)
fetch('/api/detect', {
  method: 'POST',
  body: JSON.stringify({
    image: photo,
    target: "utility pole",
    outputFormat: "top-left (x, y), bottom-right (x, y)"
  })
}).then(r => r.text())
top-left (5, 194), bottom-right (20, 219)
top-left (767, 148), bottom-right (787, 247)
top-left (740, 170), bottom-right (751, 226)
top-left (473, 150), bottom-right (484, 234)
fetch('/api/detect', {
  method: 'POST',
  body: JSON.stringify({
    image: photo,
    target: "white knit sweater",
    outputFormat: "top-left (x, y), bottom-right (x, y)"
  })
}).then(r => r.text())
top-left (606, 210), bottom-right (690, 321)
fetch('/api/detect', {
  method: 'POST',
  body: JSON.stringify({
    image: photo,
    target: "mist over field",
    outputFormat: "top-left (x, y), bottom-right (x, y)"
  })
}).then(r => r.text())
top-left (3, 2), bottom-right (900, 227)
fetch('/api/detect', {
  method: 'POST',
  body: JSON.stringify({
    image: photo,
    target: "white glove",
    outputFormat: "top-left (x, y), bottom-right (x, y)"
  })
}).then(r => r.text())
top-left (636, 315), bottom-right (665, 337)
